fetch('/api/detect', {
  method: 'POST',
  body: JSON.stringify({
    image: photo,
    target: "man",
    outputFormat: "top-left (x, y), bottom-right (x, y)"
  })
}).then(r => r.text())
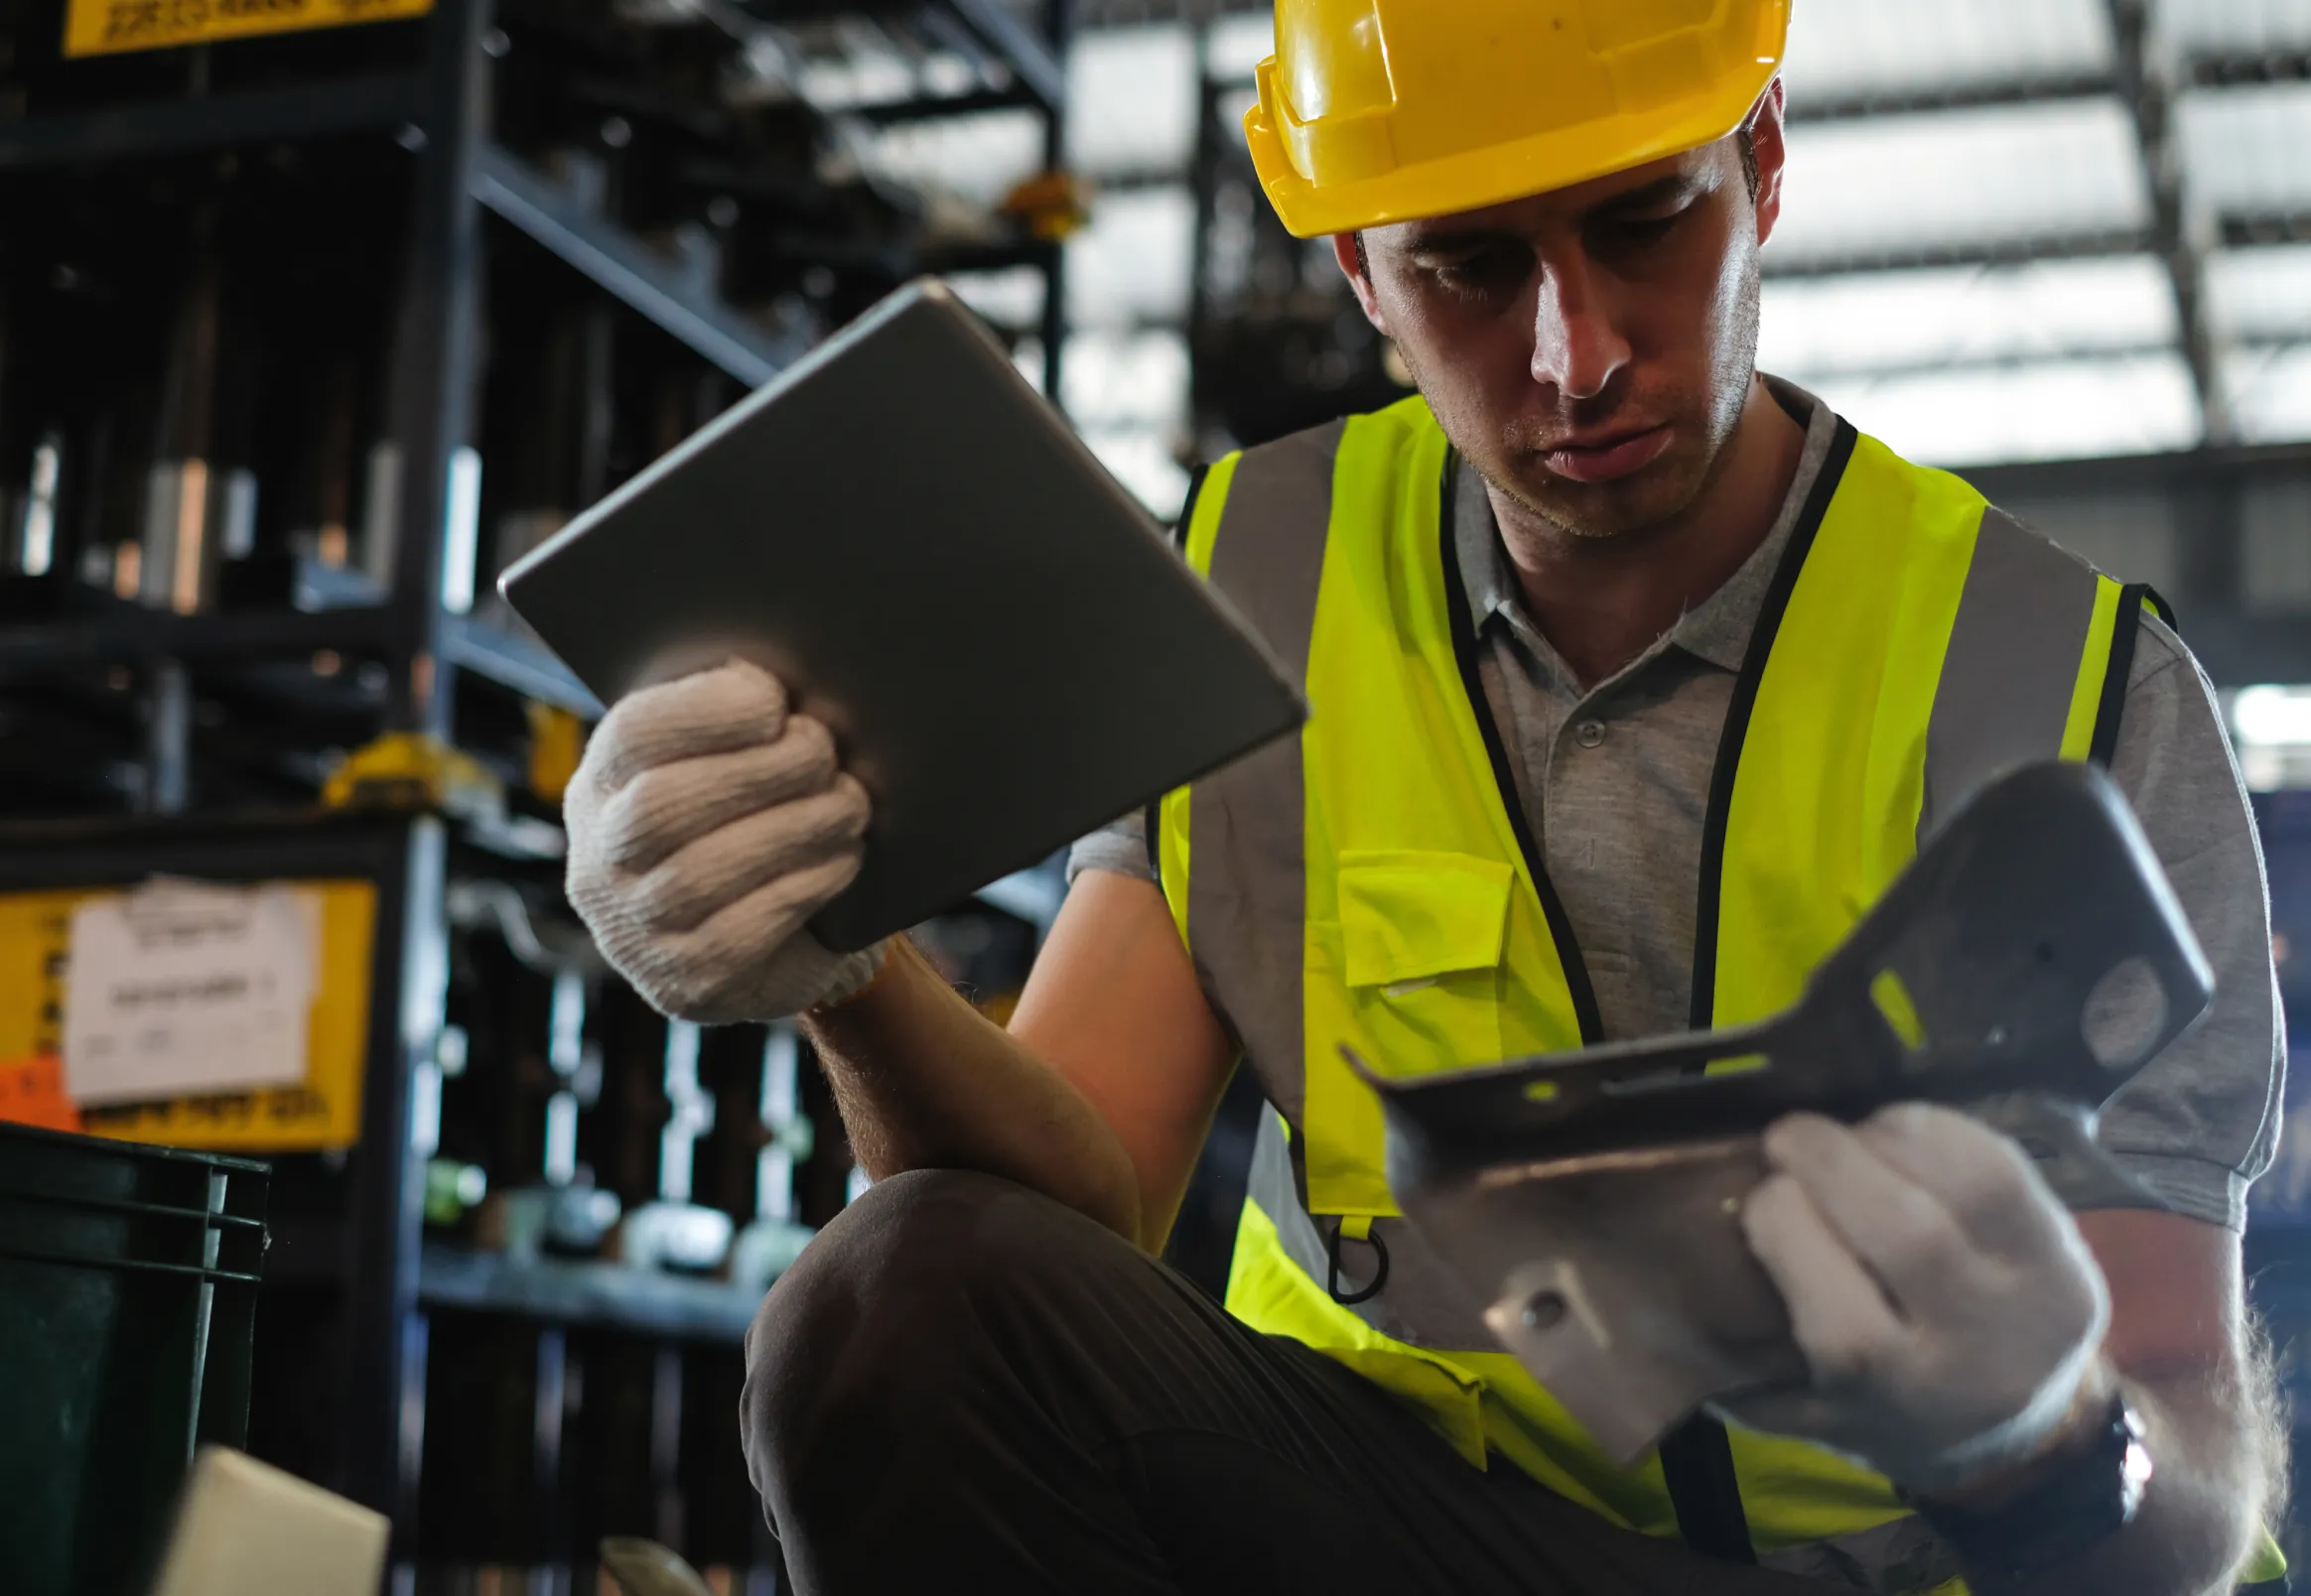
top-left (563, 2), bottom-right (2287, 1591)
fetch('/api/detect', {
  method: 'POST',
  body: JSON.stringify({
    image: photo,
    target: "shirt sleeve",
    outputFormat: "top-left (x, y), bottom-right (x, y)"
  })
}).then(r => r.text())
top-left (1066, 808), bottom-right (1156, 886)
top-left (2095, 613), bottom-right (2287, 1231)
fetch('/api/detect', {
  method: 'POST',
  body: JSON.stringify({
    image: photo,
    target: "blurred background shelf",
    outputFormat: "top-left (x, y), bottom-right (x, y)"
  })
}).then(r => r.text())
top-left (0, 0), bottom-right (1077, 1586)
top-left (0, 601), bottom-right (394, 666)
top-left (417, 1245), bottom-right (763, 1344)
top-left (472, 142), bottom-right (806, 388)
top-left (0, 71), bottom-right (431, 168)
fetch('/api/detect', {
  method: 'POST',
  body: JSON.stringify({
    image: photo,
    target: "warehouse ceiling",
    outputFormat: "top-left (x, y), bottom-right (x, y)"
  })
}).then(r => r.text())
top-left (766, 1), bottom-right (2311, 509)
top-left (1767, 0), bottom-right (2311, 466)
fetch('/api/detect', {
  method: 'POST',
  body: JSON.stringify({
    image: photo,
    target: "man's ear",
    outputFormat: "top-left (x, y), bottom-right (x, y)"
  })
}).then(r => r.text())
top-left (1748, 78), bottom-right (1790, 247)
top-left (1331, 232), bottom-right (1390, 333)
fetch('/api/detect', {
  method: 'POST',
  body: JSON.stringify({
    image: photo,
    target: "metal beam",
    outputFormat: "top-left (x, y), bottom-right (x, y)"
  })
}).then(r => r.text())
top-left (1068, 0), bottom-right (1285, 25)
top-left (1179, 42), bottom-right (2311, 111)
top-left (2225, 211), bottom-right (2311, 248)
top-left (1788, 52), bottom-right (2311, 123)
top-left (931, 0), bottom-right (1067, 116)
top-left (1039, 0), bottom-right (1075, 406)
top-left (2107, 0), bottom-right (2231, 445)
top-left (1789, 71), bottom-right (2116, 125)
top-left (1961, 439), bottom-right (2311, 689)
top-left (472, 143), bottom-right (801, 389)
top-left (0, 71), bottom-right (427, 170)
top-left (1765, 206), bottom-right (2311, 281)
top-left (848, 81), bottom-right (1044, 124)
top-left (2193, 49), bottom-right (2311, 88)
top-left (1762, 226), bottom-right (2160, 280)
top-left (1963, 435), bottom-right (2311, 498)
top-left (0, 602), bottom-right (395, 669)
top-left (1776, 340), bottom-right (2191, 388)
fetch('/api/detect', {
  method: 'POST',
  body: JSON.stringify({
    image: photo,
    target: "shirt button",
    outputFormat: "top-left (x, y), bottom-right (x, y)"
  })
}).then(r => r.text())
top-left (1574, 720), bottom-right (1607, 749)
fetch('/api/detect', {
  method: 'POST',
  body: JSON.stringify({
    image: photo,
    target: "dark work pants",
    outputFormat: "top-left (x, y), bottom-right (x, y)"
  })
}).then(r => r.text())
top-left (741, 1169), bottom-right (1833, 1596)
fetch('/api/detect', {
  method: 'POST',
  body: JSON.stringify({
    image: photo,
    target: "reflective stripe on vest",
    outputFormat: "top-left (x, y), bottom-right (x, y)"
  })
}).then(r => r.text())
top-left (1157, 396), bottom-right (2130, 1586)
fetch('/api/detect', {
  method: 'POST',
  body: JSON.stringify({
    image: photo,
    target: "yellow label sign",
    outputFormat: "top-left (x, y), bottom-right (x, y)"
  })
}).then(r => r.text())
top-left (0, 880), bottom-right (377, 1152)
top-left (65, 0), bottom-right (432, 59)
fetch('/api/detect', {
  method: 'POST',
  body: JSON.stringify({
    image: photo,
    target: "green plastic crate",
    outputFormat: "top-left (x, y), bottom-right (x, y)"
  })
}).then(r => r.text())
top-left (0, 1122), bottom-right (268, 1596)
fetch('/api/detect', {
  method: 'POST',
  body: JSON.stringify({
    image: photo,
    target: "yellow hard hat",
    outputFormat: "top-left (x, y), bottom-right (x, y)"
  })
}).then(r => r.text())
top-left (1245, 0), bottom-right (1792, 238)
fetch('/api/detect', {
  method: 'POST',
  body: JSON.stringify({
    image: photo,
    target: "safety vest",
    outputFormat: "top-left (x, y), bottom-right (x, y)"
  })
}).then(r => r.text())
top-left (1154, 395), bottom-right (2162, 1592)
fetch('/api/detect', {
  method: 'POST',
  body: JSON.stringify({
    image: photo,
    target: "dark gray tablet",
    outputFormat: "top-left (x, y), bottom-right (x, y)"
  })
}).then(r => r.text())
top-left (500, 279), bottom-right (1305, 951)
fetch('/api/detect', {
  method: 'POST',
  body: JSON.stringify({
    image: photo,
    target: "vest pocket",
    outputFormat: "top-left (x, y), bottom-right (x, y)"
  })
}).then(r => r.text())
top-left (1333, 850), bottom-right (1513, 1071)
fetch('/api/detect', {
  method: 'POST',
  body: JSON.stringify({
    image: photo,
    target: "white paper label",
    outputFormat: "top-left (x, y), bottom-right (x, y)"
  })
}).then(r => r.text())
top-left (63, 879), bottom-right (320, 1107)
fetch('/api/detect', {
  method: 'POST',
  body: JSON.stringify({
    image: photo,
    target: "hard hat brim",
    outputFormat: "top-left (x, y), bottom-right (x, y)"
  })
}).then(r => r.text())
top-left (1247, 58), bottom-right (1783, 241)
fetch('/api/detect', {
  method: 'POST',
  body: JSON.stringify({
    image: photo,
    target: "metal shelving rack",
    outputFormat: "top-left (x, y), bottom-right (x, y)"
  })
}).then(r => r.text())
top-left (0, 0), bottom-right (1073, 1579)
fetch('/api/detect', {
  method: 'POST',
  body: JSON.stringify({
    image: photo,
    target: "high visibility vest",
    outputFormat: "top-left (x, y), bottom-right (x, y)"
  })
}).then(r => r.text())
top-left (1154, 395), bottom-right (2164, 1589)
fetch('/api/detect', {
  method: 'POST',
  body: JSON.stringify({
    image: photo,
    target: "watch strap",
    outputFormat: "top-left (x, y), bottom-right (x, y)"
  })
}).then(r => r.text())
top-left (1909, 1396), bottom-right (2152, 1583)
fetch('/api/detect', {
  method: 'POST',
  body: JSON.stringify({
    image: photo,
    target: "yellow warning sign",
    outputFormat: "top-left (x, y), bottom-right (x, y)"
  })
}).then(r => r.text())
top-left (0, 879), bottom-right (377, 1152)
top-left (65, 0), bottom-right (432, 60)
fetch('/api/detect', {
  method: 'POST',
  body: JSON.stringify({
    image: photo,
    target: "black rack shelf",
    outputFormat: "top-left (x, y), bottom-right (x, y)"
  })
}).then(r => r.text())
top-left (473, 142), bottom-right (804, 389)
top-left (0, 604), bottom-right (395, 668)
top-left (0, 0), bottom-right (1075, 1579)
top-left (0, 71), bottom-right (431, 169)
top-left (933, 0), bottom-right (1066, 113)
top-left (855, 81), bottom-right (1048, 125)
top-left (418, 1244), bottom-right (765, 1344)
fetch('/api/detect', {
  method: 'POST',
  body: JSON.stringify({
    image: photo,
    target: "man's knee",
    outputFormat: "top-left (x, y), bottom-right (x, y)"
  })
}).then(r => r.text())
top-left (739, 1169), bottom-right (1136, 1500)
top-left (748, 1168), bottom-right (1109, 1364)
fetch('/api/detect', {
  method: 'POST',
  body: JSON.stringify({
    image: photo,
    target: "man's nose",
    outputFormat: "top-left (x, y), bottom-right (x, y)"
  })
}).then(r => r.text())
top-left (1530, 255), bottom-right (1632, 402)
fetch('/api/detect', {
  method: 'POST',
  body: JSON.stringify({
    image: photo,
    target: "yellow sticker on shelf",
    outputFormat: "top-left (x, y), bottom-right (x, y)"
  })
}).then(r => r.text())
top-left (63, 0), bottom-right (433, 60)
top-left (526, 703), bottom-right (585, 805)
top-left (0, 879), bottom-right (377, 1152)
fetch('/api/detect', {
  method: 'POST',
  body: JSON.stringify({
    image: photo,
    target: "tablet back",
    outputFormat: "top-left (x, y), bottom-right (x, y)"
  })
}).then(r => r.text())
top-left (501, 281), bottom-right (1305, 951)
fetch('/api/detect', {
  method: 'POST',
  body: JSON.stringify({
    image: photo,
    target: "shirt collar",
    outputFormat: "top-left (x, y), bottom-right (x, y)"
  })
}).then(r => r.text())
top-left (1455, 376), bottom-right (1841, 677)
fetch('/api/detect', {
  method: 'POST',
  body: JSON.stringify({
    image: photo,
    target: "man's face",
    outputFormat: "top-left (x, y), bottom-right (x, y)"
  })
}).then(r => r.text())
top-left (1340, 100), bottom-right (1786, 542)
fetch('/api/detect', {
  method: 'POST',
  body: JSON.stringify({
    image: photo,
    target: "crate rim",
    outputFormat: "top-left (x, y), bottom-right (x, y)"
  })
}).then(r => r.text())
top-left (0, 1118), bottom-right (270, 1175)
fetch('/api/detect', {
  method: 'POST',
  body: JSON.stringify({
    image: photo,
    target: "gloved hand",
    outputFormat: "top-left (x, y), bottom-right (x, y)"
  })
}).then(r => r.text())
top-left (1719, 1103), bottom-right (2111, 1495)
top-left (565, 660), bottom-right (885, 1023)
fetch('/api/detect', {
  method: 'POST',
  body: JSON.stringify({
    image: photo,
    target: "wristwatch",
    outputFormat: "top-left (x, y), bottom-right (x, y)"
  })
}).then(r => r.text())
top-left (1910, 1396), bottom-right (2154, 1583)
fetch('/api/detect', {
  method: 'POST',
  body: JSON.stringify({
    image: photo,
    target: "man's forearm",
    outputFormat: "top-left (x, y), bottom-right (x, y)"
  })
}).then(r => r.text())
top-left (803, 936), bottom-right (1145, 1242)
top-left (1949, 1351), bottom-right (2275, 1596)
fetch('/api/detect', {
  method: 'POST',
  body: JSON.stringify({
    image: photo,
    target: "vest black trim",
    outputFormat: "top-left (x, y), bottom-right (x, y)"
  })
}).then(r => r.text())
top-left (1689, 421), bottom-right (1861, 1033)
top-left (1438, 447), bottom-right (1773, 1559)
top-left (2088, 584), bottom-right (2170, 769)
top-left (1665, 419), bottom-right (1856, 1566)
top-left (1659, 1417), bottom-right (1761, 1564)
top-left (1150, 463), bottom-right (1217, 885)
top-left (1436, 454), bottom-right (1606, 1047)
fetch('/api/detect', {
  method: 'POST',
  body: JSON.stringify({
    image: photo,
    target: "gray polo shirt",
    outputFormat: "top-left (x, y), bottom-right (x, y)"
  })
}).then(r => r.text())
top-left (1071, 381), bottom-right (2284, 1232)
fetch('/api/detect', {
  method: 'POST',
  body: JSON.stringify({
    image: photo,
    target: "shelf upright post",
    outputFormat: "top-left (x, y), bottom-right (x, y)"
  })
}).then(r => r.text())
top-left (1184, 30), bottom-right (1236, 451)
top-left (384, 0), bottom-right (488, 743)
top-left (340, 813), bottom-right (445, 1529)
top-left (1185, 25), bottom-right (1219, 401)
top-left (141, 658), bottom-right (194, 815)
top-left (337, 0), bottom-right (493, 1542)
top-left (1038, 0), bottom-right (1073, 408)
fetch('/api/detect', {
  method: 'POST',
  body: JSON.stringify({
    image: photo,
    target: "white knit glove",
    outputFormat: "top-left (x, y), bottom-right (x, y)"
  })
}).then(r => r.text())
top-left (1719, 1104), bottom-right (2110, 1494)
top-left (565, 660), bottom-right (885, 1023)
